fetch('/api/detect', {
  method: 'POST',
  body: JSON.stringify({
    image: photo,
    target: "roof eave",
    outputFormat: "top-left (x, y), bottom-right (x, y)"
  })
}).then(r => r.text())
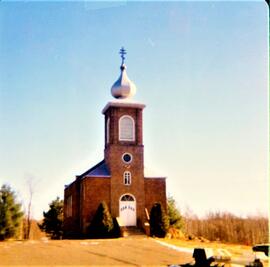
top-left (82, 175), bottom-right (111, 179)
top-left (102, 101), bottom-right (145, 114)
top-left (145, 176), bottom-right (167, 179)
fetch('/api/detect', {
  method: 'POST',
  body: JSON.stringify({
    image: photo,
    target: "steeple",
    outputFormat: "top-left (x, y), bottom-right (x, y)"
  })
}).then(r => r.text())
top-left (111, 47), bottom-right (137, 99)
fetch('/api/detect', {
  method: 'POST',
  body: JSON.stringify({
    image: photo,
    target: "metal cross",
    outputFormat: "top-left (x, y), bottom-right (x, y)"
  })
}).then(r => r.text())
top-left (119, 47), bottom-right (127, 65)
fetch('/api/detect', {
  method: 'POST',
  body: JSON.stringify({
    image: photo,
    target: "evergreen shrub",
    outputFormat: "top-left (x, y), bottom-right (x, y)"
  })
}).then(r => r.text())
top-left (150, 202), bottom-right (169, 237)
top-left (89, 201), bottom-right (120, 238)
top-left (0, 184), bottom-right (23, 240)
top-left (39, 197), bottom-right (63, 239)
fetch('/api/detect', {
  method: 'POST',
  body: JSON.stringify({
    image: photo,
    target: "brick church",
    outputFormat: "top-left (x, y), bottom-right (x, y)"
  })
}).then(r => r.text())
top-left (63, 48), bottom-right (167, 236)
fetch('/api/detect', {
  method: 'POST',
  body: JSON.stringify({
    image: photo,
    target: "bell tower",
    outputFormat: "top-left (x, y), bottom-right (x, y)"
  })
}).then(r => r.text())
top-left (102, 48), bottom-right (146, 226)
top-left (64, 48), bottom-right (167, 236)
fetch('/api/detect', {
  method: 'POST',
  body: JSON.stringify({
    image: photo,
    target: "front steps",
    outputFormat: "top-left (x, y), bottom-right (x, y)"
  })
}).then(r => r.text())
top-left (121, 226), bottom-right (146, 238)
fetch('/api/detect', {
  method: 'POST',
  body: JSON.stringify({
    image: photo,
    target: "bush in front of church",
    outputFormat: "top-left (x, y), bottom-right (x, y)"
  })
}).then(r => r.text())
top-left (150, 202), bottom-right (169, 238)
top-left (88, 201), bottom-right (119, 238)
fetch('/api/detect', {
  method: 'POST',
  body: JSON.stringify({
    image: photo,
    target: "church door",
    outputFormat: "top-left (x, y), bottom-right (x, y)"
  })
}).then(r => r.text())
top-left (119, 194), bottom-right (136, 226)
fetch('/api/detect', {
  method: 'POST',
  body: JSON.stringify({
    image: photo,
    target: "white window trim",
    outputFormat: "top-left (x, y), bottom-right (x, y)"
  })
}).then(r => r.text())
top-left (120, 193), bottom-right (135, 202)
top-left (123, 171), bottom-right (132, 185)
top-left (122, 153), bottom-right (133, 164)
top-left (119, 115), bottom-right (135, 141)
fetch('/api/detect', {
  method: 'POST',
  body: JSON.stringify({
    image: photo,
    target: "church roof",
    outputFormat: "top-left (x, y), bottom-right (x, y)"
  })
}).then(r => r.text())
top-left (76, 162), bottom-right (165, 180)
top-left (77, 160), bottom-right (111, 179)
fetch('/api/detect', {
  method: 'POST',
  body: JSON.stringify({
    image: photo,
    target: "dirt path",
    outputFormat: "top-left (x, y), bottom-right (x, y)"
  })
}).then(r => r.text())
top-left (0, 237), bottom-right (192, 266)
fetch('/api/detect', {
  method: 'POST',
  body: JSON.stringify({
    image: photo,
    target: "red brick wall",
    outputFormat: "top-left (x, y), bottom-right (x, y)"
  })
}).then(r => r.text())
top-left (105, 144), bottom-right (145, 225)
top-left (144, 178), bottom-right (167, 215)
top-left (63, 179), bottom-right (80, 236)
top-left (105, 107), bottom-right (143, 147)
top-left (80, 177), bottom-right (110, 233)
top-left (64, 102), bottom-right (167, 236)
top-left (104, 105), bottom-right (146, 226)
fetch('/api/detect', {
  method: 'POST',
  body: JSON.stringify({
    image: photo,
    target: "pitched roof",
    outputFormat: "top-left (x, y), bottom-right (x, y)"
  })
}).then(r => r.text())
top-left (77, 160), bottom-right (111, 179)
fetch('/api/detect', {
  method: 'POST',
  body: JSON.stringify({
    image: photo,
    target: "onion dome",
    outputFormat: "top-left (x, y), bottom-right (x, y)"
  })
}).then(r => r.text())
top-left (111, 47), bottom-right (137, 99)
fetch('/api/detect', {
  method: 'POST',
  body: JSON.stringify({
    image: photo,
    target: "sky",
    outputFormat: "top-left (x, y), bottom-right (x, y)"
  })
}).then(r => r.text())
top-left (0, 1), bottom-right (268, 220)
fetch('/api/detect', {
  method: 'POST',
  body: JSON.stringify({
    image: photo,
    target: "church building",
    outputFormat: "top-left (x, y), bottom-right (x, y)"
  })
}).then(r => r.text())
top-left (63, 48), bottom-right (167, 237)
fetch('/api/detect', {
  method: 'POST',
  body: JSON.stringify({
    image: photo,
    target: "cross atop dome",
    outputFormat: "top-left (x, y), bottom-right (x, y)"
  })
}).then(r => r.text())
top-left (111, 47), bottom-right (137, 99)
top-left (119, 47), bottom-right (126, 65)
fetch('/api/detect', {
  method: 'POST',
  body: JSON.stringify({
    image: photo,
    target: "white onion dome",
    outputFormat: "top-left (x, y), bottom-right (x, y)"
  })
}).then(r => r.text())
top-left (111, 64), bottom-right (137, 99)
top-left (111, 47), bottom-right (137, 99)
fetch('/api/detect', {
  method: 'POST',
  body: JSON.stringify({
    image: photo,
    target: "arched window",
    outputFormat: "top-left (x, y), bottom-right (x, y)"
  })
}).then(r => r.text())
top-left (123, 171), bottom-right (131, 185)
top-left (119, 115), bottom-right (135, 141)
top-left (121, 194), bottom-right (134, 201)
top-left (106, 118), bottom-right (110, 144)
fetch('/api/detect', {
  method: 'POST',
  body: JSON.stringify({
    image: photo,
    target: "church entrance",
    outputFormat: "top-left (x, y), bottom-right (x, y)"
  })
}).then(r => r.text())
top-left (119, 194), bottom-right (136, 226)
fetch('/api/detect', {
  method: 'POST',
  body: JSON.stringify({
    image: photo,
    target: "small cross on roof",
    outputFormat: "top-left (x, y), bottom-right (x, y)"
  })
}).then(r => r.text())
top-left (119, 47), bottom-right (127, 65)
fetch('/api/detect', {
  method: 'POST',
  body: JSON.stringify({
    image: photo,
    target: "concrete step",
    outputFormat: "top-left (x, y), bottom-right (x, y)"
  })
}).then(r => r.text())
top-left (122, 226), bottom-right (146, 237)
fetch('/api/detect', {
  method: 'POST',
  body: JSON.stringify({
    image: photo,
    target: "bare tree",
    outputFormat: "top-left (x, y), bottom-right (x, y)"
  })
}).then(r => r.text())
top-left (24, 176), bottom-right (34, 240)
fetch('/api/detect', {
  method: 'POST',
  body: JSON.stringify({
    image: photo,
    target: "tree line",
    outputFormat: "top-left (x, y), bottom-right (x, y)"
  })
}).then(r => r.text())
top-left (184, 211), bottom-right (268, 245)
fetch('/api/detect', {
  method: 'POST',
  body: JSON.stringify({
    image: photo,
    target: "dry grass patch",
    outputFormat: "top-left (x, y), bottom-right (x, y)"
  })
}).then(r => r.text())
top-left (160, 238), bottom-right (252, 257)
top-left (159, 238), bottom-right (269, 266)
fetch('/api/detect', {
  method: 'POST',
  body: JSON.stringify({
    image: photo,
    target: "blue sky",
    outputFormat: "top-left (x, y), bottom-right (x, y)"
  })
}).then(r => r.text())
top-left (0, 1), bottom-right (268, 219)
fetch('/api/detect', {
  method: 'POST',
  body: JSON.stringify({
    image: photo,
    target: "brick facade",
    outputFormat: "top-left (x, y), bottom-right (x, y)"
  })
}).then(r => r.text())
top-left (63, 101), bottom-right (167, 237)
top-left (145, 178), bottom-right (167, 214)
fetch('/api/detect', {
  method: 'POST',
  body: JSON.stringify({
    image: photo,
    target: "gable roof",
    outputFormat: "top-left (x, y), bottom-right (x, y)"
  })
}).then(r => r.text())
top-left (77, 160), bottom-right (111, 179)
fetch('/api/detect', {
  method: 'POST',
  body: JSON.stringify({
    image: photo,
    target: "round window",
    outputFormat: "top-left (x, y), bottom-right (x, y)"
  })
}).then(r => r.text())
top-left (122, 153), bottom-right (132, 164)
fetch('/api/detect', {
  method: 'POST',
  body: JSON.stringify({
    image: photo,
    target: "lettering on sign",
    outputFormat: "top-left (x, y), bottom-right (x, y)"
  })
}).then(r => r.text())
top-left (120, 205), bottom-right (135, 212)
